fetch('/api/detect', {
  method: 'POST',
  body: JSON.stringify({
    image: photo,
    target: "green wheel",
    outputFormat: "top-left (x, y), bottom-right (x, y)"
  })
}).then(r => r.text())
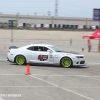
top-left (60, 57), bottom-right (72, 68)
top-left (15, 55), bottom-right (26, 65)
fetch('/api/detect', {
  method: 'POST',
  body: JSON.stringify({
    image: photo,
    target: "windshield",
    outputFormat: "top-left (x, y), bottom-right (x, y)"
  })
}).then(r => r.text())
top-left (50, 46), bottom-right (62, 52)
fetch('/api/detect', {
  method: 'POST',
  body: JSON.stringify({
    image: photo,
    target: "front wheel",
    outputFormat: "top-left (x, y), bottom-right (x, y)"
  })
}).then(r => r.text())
top-left (60, 57), bottom-right (73, 68)
top-left (15, 55), bottom-right (26, 65)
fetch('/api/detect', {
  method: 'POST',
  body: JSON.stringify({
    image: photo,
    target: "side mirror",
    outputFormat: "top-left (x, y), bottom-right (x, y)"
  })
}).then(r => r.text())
top-left (47, 50), bottom-right (52, 53)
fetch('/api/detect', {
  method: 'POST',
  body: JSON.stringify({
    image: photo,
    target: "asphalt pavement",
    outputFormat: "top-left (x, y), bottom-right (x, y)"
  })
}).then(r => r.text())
top-left (0, 39), bottom-right (100, 100)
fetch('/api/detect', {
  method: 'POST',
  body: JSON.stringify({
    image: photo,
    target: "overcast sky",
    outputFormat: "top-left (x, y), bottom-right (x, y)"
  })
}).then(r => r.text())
top-left (0, 0), bottom-right (100, 18)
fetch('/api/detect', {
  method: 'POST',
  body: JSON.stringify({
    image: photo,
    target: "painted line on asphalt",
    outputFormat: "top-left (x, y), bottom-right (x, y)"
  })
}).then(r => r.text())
top-left (0, 86), bottom-right (55, 88)
top-left (87, 62), bottom-right (100, 65)
top-left (0, 59), bottom-right (7, 61)
top-left (27, 74), bottom-right (100, 77)
top-left (0, 86), bottom-right (100, 88)
top-left (0, 74), bottom-right (24, 76)
top-left (81, 76), bottom-right (100, 82)
top-left (67, 87), bottom-right (100, 88)
top-left (31, 74), bottom-right (100, 77)
top-left (29, 75), bottom-right (94, 100)
top-left (0, 74), bottom-right (100, 83)
top-left (0, 74), bottom-right (100, 78)
top-left (71, 75), bottom-right (100, 81)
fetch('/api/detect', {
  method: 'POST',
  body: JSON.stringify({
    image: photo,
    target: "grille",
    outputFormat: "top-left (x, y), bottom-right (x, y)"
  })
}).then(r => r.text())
top-left (80, 56), bottom-right (84, 58)
top-left (80, 61), bottom-right (85, 64)
top-left (77, 56), bottom-right (84, 58)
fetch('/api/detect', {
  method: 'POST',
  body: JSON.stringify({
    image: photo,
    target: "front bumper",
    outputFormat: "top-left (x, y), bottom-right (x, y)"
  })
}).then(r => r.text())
top-left (73, 58), bottom-right (86, 66)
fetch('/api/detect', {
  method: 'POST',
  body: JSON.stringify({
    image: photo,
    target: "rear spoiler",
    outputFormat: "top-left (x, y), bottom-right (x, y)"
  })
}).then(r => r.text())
top-left (9, 46), bottom-right (18, 49)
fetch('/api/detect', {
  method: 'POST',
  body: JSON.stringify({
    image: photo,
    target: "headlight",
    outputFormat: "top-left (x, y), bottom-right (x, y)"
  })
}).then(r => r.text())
top-left (76, 56), bottom-right (80, 58)
top-left (76, 56), bottom-right (84, 58)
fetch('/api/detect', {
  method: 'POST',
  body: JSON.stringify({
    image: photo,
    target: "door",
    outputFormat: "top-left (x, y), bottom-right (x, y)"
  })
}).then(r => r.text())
top-left (32, 46), bottom-right (51, 64)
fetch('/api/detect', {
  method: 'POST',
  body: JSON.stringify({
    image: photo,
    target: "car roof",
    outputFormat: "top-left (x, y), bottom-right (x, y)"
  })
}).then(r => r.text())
top-left (19, 44), bottom-right (54, 49)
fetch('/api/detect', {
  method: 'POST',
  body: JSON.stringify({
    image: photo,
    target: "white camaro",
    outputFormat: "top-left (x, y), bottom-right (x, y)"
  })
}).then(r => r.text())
top-left (7, 44), bottom-right (86, 68)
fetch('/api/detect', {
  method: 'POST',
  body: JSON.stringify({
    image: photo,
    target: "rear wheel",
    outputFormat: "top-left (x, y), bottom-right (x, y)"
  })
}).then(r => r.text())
top-left (15, 55), bottom-right (26, 65)
top-left (60, 57), bottom-right (73, 68)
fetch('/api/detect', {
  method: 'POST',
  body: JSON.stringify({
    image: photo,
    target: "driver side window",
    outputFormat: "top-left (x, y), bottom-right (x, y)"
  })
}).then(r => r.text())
top-left (27, 46), bottom-right (50, 52)
top-left (34, 46), bottom-right (49, 52)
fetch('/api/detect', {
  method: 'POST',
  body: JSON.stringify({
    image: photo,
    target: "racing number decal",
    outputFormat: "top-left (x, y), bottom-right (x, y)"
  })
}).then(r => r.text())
top-left (49, 55), bottom-right (54, 62)
top-left (38, 55), bottom-right (48, 61)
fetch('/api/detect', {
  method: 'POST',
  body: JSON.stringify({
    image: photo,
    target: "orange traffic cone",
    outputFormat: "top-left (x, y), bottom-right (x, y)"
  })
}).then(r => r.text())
top-left (25, 64), bottom-right (31, 75)
top-left (4, 46), bottom-right (6, 49)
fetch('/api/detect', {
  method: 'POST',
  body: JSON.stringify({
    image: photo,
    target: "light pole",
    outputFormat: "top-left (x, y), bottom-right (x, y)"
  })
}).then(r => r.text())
top-left (55, 0), bottom-right (58, 16)
top-left (16, 13), bottom-right (19, 25)
top-left (11, 26), bottom-right (13, 42)
top-left (10, 13), bottom-right (19, 42)
top-left (48, 11), bottom-right (51, 16)
top-left (10, 19), bottom-right (17, 42)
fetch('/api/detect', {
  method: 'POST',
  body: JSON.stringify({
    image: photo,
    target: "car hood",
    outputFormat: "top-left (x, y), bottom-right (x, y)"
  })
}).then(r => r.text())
top-left (57, 51), bottom-right (83, 55)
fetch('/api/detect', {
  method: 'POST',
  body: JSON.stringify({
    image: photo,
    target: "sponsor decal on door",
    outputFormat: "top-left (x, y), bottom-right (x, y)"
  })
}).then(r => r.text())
top-left (38, 55), bottom-right (48, 61)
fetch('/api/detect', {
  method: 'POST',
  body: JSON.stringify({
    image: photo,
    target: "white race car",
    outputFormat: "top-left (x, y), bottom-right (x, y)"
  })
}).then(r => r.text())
top-left (7, 44), bottom-right (86, 68)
